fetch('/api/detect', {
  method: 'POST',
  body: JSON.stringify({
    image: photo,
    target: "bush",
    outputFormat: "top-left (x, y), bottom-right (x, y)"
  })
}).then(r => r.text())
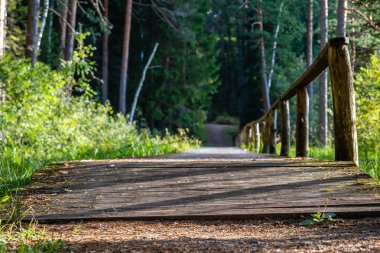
top-left (354, 54), bottom-right (380, 180)
top-left (0, 56), bottom-right (200, 194)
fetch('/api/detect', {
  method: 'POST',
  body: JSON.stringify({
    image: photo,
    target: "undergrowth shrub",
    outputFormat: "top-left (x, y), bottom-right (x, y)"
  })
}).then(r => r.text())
top-left (355, 54), bottom-right (380, 180)
top-left (0, 55), bottom-right (199, 195)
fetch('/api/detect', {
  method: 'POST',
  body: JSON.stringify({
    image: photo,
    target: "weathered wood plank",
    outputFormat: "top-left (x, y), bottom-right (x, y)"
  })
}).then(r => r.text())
top-left (23, 148), bottom-right (380, 222)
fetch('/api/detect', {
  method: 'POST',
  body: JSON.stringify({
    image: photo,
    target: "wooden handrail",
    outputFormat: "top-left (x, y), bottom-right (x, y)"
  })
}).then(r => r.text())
top-left (238, 37), bottom-right (358, 165)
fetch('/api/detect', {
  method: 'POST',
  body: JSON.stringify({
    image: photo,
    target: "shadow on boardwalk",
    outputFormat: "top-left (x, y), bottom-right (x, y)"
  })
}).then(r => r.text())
top-left (24, 148), bottom-right (380, 222)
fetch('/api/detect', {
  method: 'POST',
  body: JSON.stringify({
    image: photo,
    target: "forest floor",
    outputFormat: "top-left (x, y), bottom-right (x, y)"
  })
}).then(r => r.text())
top-left (37, 218), bottom-right (380, 252)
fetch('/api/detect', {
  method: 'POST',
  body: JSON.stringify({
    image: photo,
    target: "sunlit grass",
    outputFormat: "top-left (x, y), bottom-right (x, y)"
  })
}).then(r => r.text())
top-left (250, 143), bottom-right (379, 181)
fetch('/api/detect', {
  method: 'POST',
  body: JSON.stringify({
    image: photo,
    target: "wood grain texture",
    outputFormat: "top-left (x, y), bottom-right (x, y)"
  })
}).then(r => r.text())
top-left (23, 148), bottom-right (380, 222)
top-left (280, 100), bottom-right (290, 157)
top-left (328, 42), bottom-right (358, 164)
top-left (296, 88), bottom-right (309, 157)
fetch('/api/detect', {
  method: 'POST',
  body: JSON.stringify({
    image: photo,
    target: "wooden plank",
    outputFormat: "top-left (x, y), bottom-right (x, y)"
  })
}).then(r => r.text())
top-left (23, 148), bottom-right (380, 222)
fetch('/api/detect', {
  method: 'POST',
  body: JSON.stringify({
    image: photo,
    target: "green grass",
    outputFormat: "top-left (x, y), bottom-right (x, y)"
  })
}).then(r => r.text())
top-left (252, 143), bottom-right (380, 181)
top-left (0, 220), bottom-right (70, 253)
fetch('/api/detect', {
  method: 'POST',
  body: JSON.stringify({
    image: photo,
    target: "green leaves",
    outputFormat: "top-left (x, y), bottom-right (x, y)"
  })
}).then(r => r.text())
top-left (0, 196), bottom-right (10, 204)
top-left (354, 54), bottom-right (380, 180)
top-left (299, 212), bottom-right (337, 226)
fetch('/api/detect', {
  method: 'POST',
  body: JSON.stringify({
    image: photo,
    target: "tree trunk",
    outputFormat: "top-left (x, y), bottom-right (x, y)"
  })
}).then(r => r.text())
top-left (46, 0), bottom-right (55, 64)
top-left (37, 0), bottom-right (49, 53)
top-left (0, 0), bottom-right (6, 103)
top-left (0, 0), bottom-right (5, 58)
top-left (306, 0), bottom-right (313, 116)
top-left (119, 0), bottom-right (133, 115)
top-left (336, 0), bottom-right (347, 37)
top-left (59, 0), bottom-right (68, 58)
top-left (267, 1), bottom-right (284, 90)
top-left (129, 43), bottom-right (159, 125)
top-left (258, 0), bottom-right (270, 112)
top-left (26, 0), bottom-right (40, 67)
top-left (102, 0), bottom-right (109, 103)
top-left (64, 0), bottom-right (77, 61)
top-left (319, 0), bottom-right (328, 146)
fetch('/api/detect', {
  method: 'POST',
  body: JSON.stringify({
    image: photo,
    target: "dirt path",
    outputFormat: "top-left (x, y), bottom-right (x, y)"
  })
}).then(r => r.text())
top-left (40, 218), bottom-right (380, 252)
top-left (205, 124), bottom-right (237, 147)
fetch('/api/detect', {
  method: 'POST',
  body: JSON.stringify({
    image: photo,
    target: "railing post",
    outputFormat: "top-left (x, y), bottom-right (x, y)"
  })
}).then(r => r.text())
top-left (280, 100), bottom-right (290, 156)
top-left (245, 126), bottom-right (251, 147)
top-left (254, 123), bottom-right (260, 153)
top-left (261, 121), bottom-right (269, 153)
top-left (296, 88), bottom-right (309, 157)
top-left (328, 38), bottom-right (358, 165)
top-left (268, 109), bottom-right (277, 154)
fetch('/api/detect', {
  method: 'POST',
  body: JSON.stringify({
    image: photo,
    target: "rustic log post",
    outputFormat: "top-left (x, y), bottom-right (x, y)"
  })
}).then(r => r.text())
top-left (328, 37), bottom-right (358, 165)
top-left (254, 123), bottom-right (260, 153)
top-left (268, 109), bottom-right (277, 154)
top-left (296, 88), bottom-right (309, 157)
top-left (280, 100), bottom-right (290, 156)
top-left (261, 121), bottom-right (269, 153)
top-left (245, 126), bottom-right (251, 147)
top-left (240, 126), bottom-right (246, 147)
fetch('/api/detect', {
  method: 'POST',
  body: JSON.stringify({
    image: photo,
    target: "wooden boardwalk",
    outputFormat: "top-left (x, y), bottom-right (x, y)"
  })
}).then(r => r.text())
top-left (25, 148), bottom-right (380, 222)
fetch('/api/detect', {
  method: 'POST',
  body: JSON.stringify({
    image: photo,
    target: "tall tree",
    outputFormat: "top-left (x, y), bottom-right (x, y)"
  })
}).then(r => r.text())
top-left (0, 0), bottom-right (5, 103)
top-left (258, 0), bottom-right (270, 112)
top-left (37, 0), bottom-right (49, 53)
top-left (59, 0), bottom-right (68, 58)
top-left (319, 0), bottom-right (328, 146)
top-left (267, 1), bottom-right (284, 90)
top-left (119, 0), bottom-right (133, 115)
top-left (337, 0), bottom-right (347, 37)
top-left (102, 0), bottom-right (109, 103)
top-left (26, 0), bottom-right (40, 66)
top-left (0, 0), bottom-right (5, 58)
top-left (64, 0), bottom-right (77, 61)
top-left (306, 0), bottom-right (313, 113)
top-left (46, 0), bottom-right (55, 64)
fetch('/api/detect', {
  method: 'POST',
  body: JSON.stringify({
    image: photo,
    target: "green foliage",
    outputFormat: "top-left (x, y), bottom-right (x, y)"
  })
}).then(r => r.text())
top-left (0, 54), bottom-right (200, 195)
top-left (299, 212), bottom-right (337, 226)
top-left (129, 0), bottom-right (220, 138)
top-left (355, 54), bottom-right (380, 180)
top-left (0, 221), bottom-right (70, 253)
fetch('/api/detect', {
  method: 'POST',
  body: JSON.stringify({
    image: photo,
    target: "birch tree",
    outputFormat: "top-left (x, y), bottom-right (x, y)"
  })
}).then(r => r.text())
top-left (258, 0), bottom-right (270, 112)
top-left (36, 0), bottom-right (49, 53)
top-left (337, 0), bottom-right (348, 37)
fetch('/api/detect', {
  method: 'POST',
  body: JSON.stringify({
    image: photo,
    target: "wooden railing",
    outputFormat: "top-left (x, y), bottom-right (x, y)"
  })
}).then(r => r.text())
top-left (237, 37), bottom-right (358, 165)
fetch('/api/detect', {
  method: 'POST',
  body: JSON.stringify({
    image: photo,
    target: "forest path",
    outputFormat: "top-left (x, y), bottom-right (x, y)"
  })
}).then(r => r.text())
top-left (204, 124), bottom-right (237, 147)
top-left (24, 147), bottom-right (380, 222)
